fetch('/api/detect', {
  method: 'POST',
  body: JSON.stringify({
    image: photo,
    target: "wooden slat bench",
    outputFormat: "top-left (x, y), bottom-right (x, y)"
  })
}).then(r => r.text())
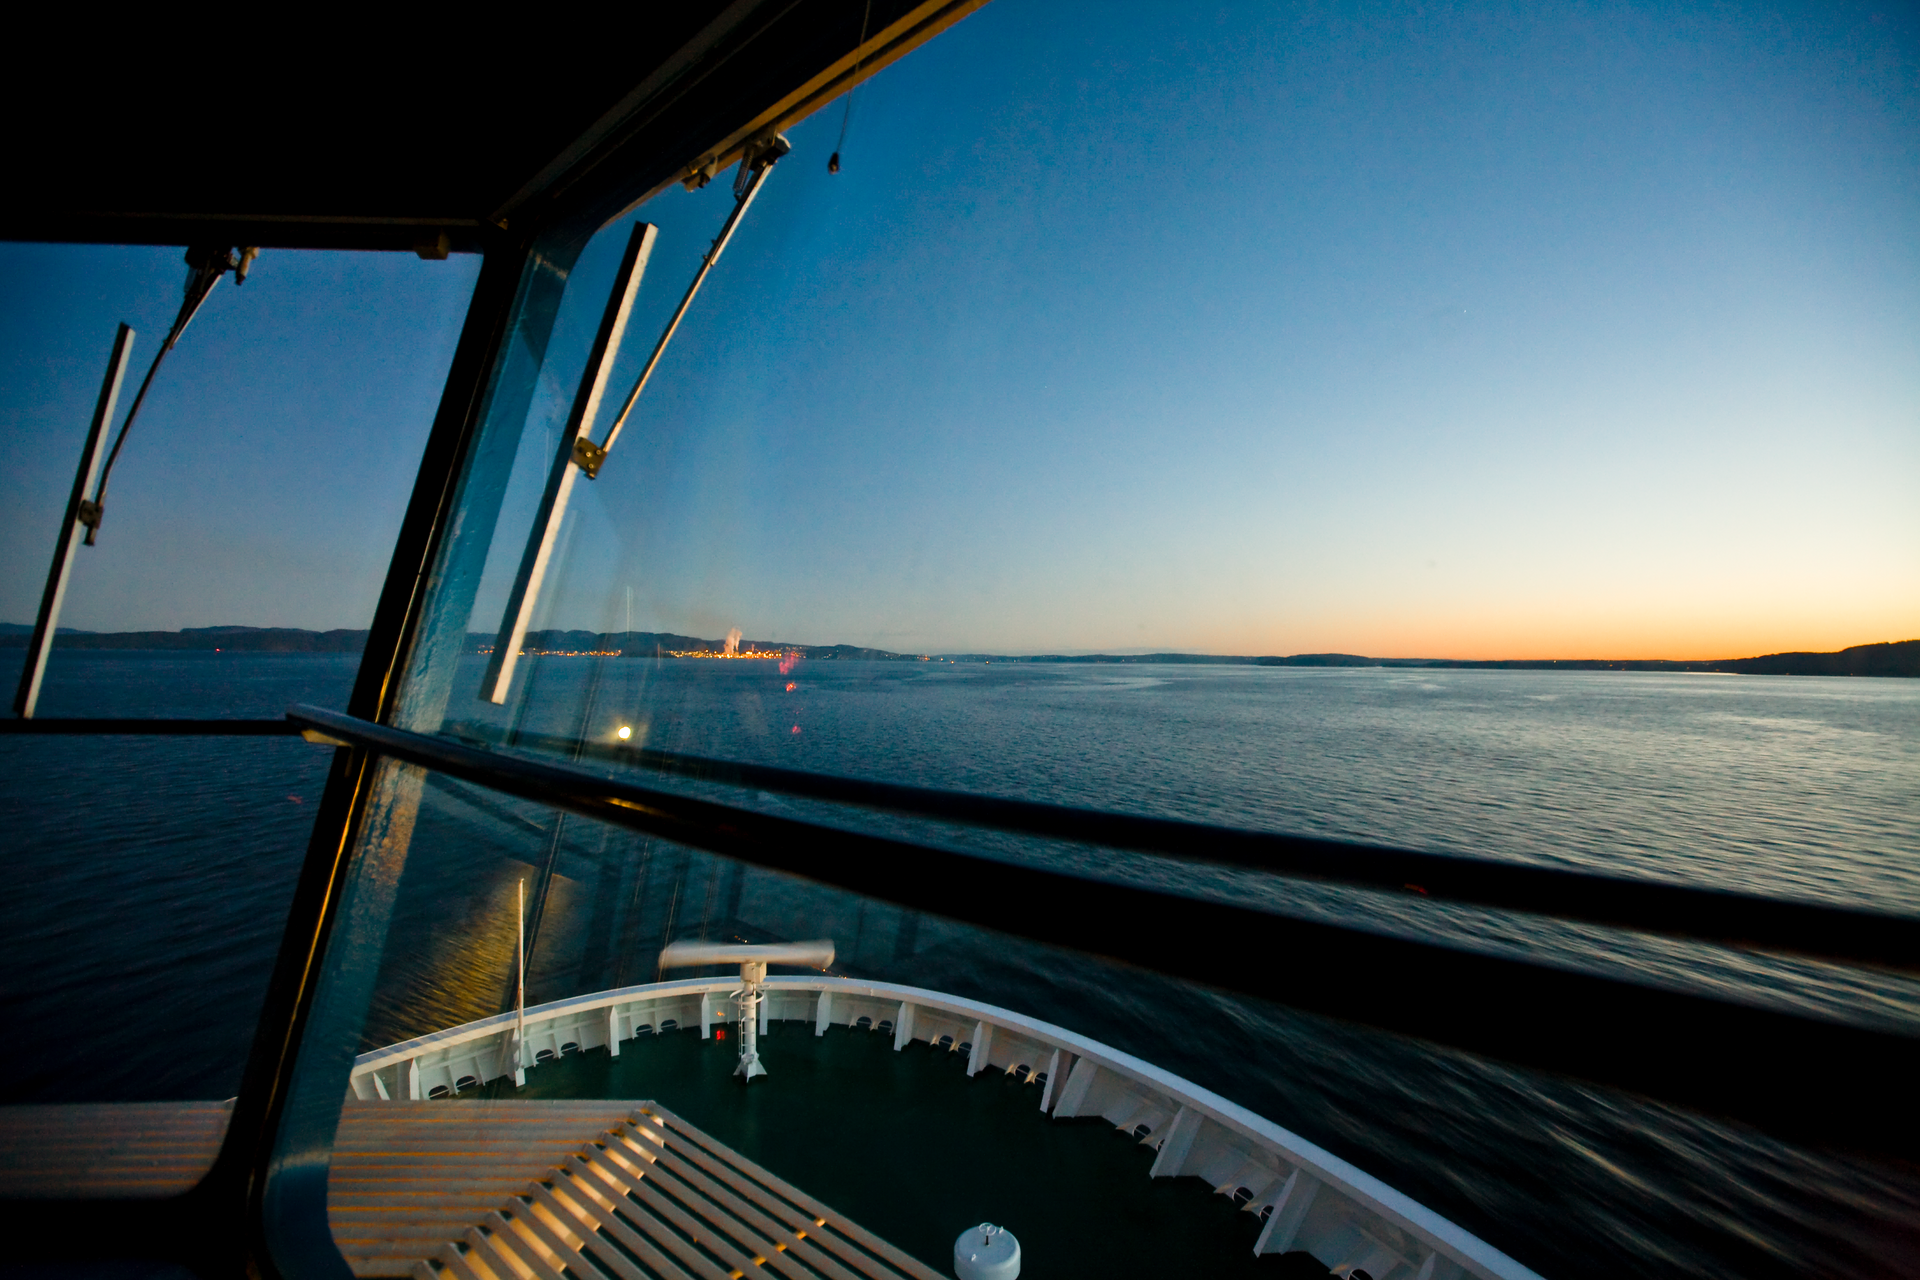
top-left (0, 1099), bottom-right (937, 1280)
top-left (410, 1103), bottom-right (941, 1280)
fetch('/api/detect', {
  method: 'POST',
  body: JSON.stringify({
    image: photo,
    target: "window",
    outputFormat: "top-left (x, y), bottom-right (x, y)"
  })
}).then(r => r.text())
top-left (5, 7), bottom-right (1914, 1280)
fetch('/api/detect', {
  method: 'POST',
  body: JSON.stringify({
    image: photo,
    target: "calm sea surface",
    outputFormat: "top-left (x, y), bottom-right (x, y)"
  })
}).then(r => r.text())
top-left (2, 650), bottom-right (1916, 1278)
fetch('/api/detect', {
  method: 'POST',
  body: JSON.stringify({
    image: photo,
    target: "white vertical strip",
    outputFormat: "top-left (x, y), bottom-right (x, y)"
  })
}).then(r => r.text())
top-left (481, 223), bottom-right (657, 703)
top-left (14, 324), bottom-right (133, 718)
top-left (1039, 1048), bottom-right (1064, 1112)
top-left (967, 1020), bottom-right (994, 1076)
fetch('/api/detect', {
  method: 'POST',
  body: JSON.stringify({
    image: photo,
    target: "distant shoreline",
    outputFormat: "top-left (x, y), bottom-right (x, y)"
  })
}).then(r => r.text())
top-left (3, 624), bottom-right (1914, 678)
top-left (975, 641), bottom-right (1919, 679)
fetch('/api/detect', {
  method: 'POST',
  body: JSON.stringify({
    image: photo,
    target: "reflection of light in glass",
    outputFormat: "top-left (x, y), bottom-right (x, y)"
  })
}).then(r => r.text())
top-left (617, 725), bottom-right (632, 740)
top-left (791, 725), bottom-right (801, 734)
top-left (785, 682), bottom-right (796, 692)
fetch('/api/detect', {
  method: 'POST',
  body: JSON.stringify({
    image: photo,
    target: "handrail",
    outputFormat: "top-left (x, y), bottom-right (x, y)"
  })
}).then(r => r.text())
top-left (6, 708), bottom-right (1906, 971)
top-left (287, 703), bottom-right (1918, 1157)
top-left (0, 718), bottom-right (302, 735)
top-left (444, 720), bottom-right (1920, 973)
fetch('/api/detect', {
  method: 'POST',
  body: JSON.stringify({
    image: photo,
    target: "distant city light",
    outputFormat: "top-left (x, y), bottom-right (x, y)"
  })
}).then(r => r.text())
top-left (617, 726), bottom-right (632, 740)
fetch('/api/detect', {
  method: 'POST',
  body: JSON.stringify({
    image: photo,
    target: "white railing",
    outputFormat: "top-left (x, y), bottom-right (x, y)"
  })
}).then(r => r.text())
top-left (349, 976), bottom-right (1544, 1280)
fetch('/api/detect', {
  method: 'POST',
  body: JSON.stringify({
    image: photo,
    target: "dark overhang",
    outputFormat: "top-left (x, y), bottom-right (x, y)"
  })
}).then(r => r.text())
top-left (2, 1), bottom-right (988, 254)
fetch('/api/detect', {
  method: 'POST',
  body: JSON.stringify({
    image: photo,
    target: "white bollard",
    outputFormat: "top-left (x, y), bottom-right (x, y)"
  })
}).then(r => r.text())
top-left (952, 1223), bottom-right (1020, 1280)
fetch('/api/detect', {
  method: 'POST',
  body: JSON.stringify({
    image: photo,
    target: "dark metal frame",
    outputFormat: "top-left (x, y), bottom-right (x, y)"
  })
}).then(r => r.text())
top-left (207, 241), bottom-right (544, 1279)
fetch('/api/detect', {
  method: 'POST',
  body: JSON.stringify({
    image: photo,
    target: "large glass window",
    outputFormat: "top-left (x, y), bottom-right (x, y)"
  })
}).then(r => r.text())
top-left (11, 6), bottom-right (1911, 1280)
top-left (297, 6), bottom-right (1920, 1276)
top-left (2, 243), bottom-right (480, 714)
top-left (0, 244), bottom-right (479, 1113)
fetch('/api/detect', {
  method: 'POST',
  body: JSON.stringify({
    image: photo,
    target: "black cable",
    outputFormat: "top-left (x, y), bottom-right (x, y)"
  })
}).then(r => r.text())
top-left (84, 343), bottom-right (170, 544)
top-left (828, 0), bottom-right (873, 174)
top-left (83, 246), bottom-right (242, 544)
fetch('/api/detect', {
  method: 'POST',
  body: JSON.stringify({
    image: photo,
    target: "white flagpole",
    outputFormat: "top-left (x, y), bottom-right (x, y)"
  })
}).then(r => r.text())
top-left (515, 877), bottom-right (528, 1086)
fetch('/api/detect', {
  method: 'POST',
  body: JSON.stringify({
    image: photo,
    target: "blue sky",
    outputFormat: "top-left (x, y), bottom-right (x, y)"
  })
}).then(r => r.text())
top-left (0, 247), bottom-right (477, 631)
top-left (5, 1), bottom-right (1916, 657)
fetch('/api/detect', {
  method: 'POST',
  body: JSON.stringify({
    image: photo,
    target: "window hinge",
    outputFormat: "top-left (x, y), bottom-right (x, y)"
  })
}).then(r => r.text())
top-left (572, 436), bottom-right (607, 478)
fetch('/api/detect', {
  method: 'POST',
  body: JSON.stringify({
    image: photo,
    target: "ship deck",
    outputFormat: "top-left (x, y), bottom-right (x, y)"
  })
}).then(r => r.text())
top-left (460, 1019), bottom-right (1293, 1277)
top-left (0, 1022), bottom-right (1342, 1277)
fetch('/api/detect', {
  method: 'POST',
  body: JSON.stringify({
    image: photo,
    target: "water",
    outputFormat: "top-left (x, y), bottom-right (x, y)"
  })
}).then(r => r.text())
top-left (1, 651), bottom-right (1916, 1277)
top-left (0, 652), bottom-right (350, 1100)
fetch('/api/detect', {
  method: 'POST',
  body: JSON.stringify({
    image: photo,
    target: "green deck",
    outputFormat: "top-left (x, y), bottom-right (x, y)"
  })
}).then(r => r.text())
top-left (466, 1019), bottom-right (1315, 1277)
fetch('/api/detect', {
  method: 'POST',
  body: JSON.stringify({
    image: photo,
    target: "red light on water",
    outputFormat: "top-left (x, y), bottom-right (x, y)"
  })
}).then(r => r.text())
top-left (791, 725), bottom-right (801, 734)
top-left (786, 682), bottom-right (796, 691)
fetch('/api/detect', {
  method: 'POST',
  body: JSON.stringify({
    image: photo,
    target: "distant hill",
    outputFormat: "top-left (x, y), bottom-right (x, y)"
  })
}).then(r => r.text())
top-left (0, 622), bottom-right (91, 636)
top-left (3, 627), bottom-right (1912, 676)
top-left (1702, 640), bottom-right (1919, 678)
top-left (492, 630), bottom-right (922, 662)
top-left (0, 625), bottom-right (919, 661)
top-left (987, 652), bottom-right (1378, 666)
top-left (957, 640), bottom-right (1920, 678)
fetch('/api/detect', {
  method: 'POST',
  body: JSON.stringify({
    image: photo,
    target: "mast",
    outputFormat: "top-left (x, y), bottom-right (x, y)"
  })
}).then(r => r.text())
top-left (737, 961), bottom-right (767, 1081)
top-left (656, 939), bottom-right (834, 1082)
top-left (515, 878), bottom-right (527, 1086)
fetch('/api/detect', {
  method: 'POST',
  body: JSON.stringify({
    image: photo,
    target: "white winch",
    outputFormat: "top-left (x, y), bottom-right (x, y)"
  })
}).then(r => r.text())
top-left (952, 1223), bottom-right (1020, 1280)
top-left (656, 939), bottom-right (835, 1081)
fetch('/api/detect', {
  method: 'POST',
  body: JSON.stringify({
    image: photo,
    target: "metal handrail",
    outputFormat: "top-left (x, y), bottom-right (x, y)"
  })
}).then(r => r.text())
top-left (287, 703), bottom-right (1918, 1157)
top-left (8, 707), bottom-right (1913, 971)
top-left (445, 720), bottom-right (1920, 973)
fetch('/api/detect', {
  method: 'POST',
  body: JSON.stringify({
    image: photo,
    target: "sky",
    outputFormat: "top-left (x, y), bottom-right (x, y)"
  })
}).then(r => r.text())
top-left (0, 247), bottom-right (477, 632)
top-left (4, 1), bottom-right (1916, 659)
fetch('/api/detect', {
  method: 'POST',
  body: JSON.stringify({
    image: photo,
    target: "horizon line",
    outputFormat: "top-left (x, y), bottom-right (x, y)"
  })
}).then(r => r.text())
top-left (4, 622), bottom-right (1915, 668)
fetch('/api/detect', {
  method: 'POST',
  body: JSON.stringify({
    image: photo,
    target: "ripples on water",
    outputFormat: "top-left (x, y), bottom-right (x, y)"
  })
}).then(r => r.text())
top-left (2, 651), bottom-right (1915, 1277)
top-left (0, 652), bottom-right (350, 1100)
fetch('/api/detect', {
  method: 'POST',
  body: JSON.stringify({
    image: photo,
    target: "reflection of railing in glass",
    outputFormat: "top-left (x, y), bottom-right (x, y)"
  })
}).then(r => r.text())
top-left (290, 702), bottom-right (1920, 1159)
